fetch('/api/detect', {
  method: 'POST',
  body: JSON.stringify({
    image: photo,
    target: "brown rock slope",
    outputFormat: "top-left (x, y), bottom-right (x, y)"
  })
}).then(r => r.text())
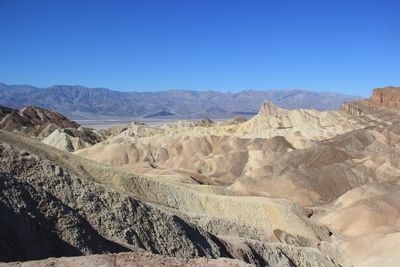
top-left (0, 105), bottom-right (79, 133)
top-left (0, 105), bottom-right (117, 151)
top-left (0, 105), bottom-right (82, 142)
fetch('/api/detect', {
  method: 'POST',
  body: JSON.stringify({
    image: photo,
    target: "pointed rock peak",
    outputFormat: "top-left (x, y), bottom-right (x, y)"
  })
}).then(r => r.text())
top-left (258, 101), bottom-right (279, 116)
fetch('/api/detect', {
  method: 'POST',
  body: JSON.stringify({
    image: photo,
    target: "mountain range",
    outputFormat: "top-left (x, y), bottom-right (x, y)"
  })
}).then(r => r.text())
top-left (0, 82), bottom-right (359, 119)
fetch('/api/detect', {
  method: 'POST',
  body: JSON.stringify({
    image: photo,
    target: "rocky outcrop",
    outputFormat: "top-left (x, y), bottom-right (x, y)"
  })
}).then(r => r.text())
top-left (258, 101), bottom-right (280, 116)
top-left (342, 87), bottom-right (400, 117)
top-left (340, 101), bottom-right (366, 116)
top-left (371, 86), bottom-right (400, 109)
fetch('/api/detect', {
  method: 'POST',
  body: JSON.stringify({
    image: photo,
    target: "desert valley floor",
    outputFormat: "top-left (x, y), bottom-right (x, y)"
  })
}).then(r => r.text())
top-left (0, 87), bottom-right (400, 266)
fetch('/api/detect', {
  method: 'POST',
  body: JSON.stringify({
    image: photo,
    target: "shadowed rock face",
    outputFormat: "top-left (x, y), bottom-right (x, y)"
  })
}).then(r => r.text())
top-left (0, 106), bottom-right (14, 118)
top-left (0, 172), bottom-right (128, 262)
top-left (0, 141), bottom-right (226, 262)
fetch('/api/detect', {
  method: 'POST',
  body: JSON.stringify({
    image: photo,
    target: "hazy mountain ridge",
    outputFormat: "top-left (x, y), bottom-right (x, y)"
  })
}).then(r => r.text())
top-left (0, 83), bottom-right (359, 119)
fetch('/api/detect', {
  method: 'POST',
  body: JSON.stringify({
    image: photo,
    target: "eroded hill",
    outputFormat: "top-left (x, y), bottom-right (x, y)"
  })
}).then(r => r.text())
top-left (1, 87), bottom-right (400, 267)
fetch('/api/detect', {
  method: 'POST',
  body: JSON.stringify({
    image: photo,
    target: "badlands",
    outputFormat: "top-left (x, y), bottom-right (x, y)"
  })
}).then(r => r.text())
top-left (1, 87), bottom-right (400, 266)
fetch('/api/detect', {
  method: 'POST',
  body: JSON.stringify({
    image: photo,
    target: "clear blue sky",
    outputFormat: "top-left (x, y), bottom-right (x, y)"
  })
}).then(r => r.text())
top-left (0, 0), bottom-right (399, 96)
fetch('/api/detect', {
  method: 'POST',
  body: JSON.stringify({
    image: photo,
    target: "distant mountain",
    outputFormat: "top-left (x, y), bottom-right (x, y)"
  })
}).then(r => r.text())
top-left (0, 82), bottom-right (360, 119)
top-left (144, 111), bottom-right (176, 118)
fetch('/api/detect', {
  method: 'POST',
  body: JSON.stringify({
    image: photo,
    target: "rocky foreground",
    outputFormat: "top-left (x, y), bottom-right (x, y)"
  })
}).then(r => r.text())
top-left (0, 251), bottom-right (250, 267)
top-left (0, 87), bottom-right (400, 266)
